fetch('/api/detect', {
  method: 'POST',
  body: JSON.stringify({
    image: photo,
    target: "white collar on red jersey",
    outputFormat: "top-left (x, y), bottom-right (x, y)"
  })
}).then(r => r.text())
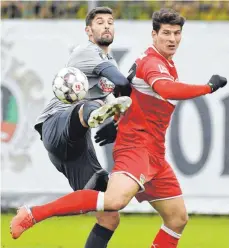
top-left (151, 45), bottom-right (174, 68)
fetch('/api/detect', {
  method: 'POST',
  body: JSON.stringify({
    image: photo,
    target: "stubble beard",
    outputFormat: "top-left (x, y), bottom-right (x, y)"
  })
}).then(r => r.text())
top-left (97, 37), bottom-right (113, 47)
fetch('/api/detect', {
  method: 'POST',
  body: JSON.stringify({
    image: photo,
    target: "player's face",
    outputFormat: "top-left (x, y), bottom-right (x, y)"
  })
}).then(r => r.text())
top-left (86, 14), bottom-right (114, 47)
top-left (152, 24), bottom-right (182, 59)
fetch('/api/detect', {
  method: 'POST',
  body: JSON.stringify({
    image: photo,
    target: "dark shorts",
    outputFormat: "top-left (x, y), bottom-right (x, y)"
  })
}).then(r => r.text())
top-left (41, 104), bottom-right (108, 192)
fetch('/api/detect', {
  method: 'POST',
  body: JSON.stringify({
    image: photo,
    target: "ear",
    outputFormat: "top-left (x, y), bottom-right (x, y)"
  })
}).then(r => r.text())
top-left (85, 26), bottom-right (92, 36)
top-left (152, 30), bottom-right (158, 44)
top-left (152, 30), bottom-right (157, 39)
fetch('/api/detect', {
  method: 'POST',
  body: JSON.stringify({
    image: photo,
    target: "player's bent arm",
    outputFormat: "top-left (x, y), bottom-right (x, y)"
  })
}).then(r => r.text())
top-left (153, 79), bottom-right (211, 100)
top-left (99, 65), bottom-right (129, 86)
top-left (95, 63), bottom-right (131, 96)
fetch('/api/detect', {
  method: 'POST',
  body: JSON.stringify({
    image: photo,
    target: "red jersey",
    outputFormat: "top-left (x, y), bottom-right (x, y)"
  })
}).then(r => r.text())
top-left (114, 46), bottom-right (179, 157)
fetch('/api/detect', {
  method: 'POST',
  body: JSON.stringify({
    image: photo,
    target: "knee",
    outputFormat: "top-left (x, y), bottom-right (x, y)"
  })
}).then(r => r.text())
top-left (105, 195), bottom-right (128, 211)
top-left (109, 201), bottom-right (127, 211)
top-left (178, 212), bottom-right (189, 228)
top-left (96, 212), bottom-right (120, 231)
top-left (81, 101), bottom-right (101, 126)
top-left (165, 212), bottom-right (189, 232)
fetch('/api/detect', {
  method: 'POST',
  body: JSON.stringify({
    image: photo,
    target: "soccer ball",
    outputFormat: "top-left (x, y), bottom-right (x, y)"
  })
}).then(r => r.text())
top-left (52, 67), bottom-right (89, 104)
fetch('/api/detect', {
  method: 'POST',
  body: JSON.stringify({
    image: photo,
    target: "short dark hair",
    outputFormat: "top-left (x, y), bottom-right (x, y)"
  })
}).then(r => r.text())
top-left (86, 7), bottom-right (113, 26)
top-left (152, 8), bottom-right (185, 32)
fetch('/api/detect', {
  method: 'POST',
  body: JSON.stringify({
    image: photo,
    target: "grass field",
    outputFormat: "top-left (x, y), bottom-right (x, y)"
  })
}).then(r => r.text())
top-left (1, 214), bottom-right (229, 248)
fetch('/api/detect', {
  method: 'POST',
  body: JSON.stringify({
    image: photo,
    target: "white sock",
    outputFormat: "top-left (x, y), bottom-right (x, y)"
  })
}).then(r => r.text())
top-left (96, 192), bottom-right (104, 211)
top-left (161, 224), bottom-right (182, 239)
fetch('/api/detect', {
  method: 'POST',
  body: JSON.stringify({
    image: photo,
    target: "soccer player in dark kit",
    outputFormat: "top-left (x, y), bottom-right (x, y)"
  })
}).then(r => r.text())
top-left (10, 7), bottom-right (131, 248)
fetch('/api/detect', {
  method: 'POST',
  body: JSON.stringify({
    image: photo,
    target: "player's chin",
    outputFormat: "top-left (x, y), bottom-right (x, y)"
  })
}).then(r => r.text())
top-left (167, 48), bottom-right (177, 57)
top-left (98, 38), bottom-right (113, 46)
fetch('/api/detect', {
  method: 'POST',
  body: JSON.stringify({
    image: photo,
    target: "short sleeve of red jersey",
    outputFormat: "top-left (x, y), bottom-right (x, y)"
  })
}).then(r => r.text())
top-left (141, 57), bottom-right (174, 87)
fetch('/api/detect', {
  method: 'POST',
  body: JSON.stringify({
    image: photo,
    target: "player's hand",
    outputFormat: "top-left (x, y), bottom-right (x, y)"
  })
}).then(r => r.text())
top-left (94, 119), bottom-right (117, 146)
top-left (207, 75), bottom-right (227, 93)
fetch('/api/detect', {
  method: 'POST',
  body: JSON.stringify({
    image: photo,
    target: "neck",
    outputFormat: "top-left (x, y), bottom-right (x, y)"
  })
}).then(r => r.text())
top-left (99, 45), bottom-right (109, 54)
top-left (89, 40), bottom-right (109, 54)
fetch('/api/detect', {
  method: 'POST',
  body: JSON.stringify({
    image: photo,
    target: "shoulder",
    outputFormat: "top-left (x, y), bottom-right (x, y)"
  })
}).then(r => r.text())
top-left (136, 47), bottom-right (161, 65)
top-left (71, 43), bottom-right (90, 55)
top-left (137, 53), bottom-right (166, 73)
top-left (68, 43), bottom-right (105, 66)
top-left (71, 42), bottom-right (101, 56)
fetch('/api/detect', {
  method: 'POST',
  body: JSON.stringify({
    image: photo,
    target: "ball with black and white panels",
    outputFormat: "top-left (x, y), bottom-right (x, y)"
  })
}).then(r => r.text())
top-left (52, 67), bottom-right (89, 104)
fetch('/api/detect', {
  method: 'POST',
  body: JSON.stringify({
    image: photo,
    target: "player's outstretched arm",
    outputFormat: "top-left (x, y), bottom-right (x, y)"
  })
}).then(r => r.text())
top-left (153, 75), bottom-right (227, 100)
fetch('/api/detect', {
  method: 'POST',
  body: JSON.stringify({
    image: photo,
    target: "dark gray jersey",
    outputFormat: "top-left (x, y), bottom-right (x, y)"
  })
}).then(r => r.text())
top-left (35, 41), bottom-right (118, 127)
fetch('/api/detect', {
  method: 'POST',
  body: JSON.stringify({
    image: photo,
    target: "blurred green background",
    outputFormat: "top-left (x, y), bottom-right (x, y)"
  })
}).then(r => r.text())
top-left (1, 0), bottom-right (229, 20)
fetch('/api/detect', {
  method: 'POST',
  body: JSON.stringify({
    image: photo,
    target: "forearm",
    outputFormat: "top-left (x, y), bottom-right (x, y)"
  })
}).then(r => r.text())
top-left (100, 66), bottom-right (129, 86)
top-left (153, 80), bottom-right (211, 100)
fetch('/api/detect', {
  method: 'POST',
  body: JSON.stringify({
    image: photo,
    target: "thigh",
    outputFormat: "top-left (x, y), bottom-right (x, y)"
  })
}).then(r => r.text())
top-left (48, 146), bottom-right (108, 192)
top-left (49, 132), bottom-right (108, 191)
top-left (112, 148), bottom-right (151, 191)
top-left (105, 173), bottom-right (139, 209)
top-left (42, 103), bottom-right (88, 159)
top-left (136, 158), bottom-right (182, 202)
top-left (42, 106), bottom-right (110, 191)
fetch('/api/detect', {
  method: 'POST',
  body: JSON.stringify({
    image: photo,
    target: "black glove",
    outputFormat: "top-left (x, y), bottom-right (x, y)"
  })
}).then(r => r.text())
top-left (114, 84), bottom-right (132, 97)
top-left (94, 119), bottom-right (117, 146)
top-left (207, 75), bottom-right (227, 93)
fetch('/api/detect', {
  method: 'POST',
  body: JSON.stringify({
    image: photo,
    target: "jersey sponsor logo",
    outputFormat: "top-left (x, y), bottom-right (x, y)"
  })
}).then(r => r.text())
top-left (98, 77), bottom-right (115, 93)
top-left (158, 64), bottom-right (170, 75)
top-left (1, 38), bottom-right (45, 172)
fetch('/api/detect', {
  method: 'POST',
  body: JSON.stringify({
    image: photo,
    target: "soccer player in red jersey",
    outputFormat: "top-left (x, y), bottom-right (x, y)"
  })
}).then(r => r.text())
top-left (10, 8), bottom-right (227, 247)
